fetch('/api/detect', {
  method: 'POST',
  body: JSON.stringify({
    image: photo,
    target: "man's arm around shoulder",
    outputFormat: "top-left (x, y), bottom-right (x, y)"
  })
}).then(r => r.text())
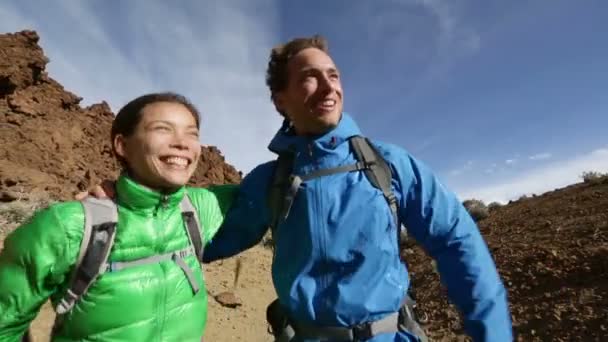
top-left (202, 162), bottom-right (275, 263)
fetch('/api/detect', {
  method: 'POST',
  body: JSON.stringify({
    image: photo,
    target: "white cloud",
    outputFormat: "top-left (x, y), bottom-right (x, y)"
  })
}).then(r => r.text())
top-left (338, 0), bottom-right (480, 103)
top-left (411, 135), bottom-right (439, 153)
top-left (505, 158), bottom-right (516, 165)
top-left (449, 160), bottom-right (474, 176)
top-left (0, 0), bottom-right (281, 173)
top-left (458, 146), bottom-right (608, 203)
top-left (394, 0), bottom-right (481, 103)
top-left (416, 0), bottom-right (481, 57)
top-left (529, 152), bottom-right (552, 161)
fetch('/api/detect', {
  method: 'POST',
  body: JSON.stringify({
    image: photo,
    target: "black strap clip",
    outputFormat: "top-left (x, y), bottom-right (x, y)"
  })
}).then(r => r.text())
top-left (352, 322), bottom-right (373, 341)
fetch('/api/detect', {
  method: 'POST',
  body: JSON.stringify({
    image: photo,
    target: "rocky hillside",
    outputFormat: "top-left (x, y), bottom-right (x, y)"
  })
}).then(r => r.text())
top-left (0, 30), bottom-right (241, 202)
top-left (405, 178), bottom-right (608, 341)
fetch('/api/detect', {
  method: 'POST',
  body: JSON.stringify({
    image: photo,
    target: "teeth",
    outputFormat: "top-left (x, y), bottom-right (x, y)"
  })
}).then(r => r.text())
top-left (322, 100), bottom-right (335, 106)
top-left (163, 157), bottom-right (188, 166)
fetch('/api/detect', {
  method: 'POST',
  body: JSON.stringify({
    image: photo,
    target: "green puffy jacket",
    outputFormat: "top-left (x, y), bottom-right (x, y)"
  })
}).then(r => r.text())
top-left (0, 175), bottom-right (238, 342)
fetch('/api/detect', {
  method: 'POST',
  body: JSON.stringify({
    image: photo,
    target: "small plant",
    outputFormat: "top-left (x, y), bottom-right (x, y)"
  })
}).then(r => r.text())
top-left (488, 202), bottom-right (502, 211)
top-left (581, 171), bottom-right (608, 184)
top-left (462, 199), bottom-right (489, 222)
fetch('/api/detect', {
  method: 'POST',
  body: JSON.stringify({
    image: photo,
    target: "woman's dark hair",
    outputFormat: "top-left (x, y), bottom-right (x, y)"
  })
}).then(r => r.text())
top-left (111, 92), bottom-right (201, 165)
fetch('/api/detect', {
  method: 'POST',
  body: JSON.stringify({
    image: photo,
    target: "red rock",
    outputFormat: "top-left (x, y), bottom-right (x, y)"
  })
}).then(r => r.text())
top-left (0, 30), bottom-right (241, 201)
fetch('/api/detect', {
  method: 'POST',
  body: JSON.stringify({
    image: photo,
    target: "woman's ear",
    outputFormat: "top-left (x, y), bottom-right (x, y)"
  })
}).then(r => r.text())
top-left (114, 134), bottom-right (127, 159)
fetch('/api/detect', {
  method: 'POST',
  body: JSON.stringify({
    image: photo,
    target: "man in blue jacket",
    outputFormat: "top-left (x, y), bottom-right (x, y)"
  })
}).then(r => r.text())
top-left (203, 35), bottom-right (513, 341)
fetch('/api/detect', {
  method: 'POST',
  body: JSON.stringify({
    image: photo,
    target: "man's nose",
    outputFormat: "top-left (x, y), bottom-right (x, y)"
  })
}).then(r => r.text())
top-left (318, 74), bottom-right (335, 93)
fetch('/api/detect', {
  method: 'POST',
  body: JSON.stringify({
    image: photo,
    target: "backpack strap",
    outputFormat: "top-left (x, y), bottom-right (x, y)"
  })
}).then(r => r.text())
top-left (350, 136), bottom-right (399, 228)
top-left (268, 150), bottom-right (296, 233)
top-left (55, 198), bottom-right (118, 315)
top-left (267, 148), bottom-right (369, 231)
top-left (102, 196), bottom-right (203, 295)
top-left (266, 137), bottom-right (403, 244)
top-left (180, 195), bottom-right (204, 261)
top-left (176, 195), bottom-right (204, 294)
top-left (56, 195), bottom-right (205, 316)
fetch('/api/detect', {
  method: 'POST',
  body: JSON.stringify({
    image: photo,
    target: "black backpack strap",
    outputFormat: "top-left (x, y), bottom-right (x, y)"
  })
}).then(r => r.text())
top-left (268, 146), bottom-right (370, 229)
top-left (268, 151), bottom-right (296, 233)
top-left (267, 137), bottom-right (403, 245)
top-left (55, 198), bottom-right (118, 315)
top-left (299, 162), bottom-right (368, 181)
top-left (350, 136), bottom-right (401, 240)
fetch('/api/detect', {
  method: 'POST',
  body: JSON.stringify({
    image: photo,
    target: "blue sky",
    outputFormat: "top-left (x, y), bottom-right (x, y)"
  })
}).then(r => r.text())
top-left (1, 0), bottom-right (606, 203)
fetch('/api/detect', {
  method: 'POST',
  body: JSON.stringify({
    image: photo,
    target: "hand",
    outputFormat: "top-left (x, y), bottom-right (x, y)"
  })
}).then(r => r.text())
top-left (75, 180), bottom-right (116, 200)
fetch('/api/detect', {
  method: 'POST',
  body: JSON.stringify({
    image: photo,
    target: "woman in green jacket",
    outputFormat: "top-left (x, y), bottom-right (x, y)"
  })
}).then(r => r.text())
top-left (0, 92), bottom-right (237, 341)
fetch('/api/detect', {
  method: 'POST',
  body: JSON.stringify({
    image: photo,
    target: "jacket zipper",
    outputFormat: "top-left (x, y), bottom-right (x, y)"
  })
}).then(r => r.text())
top-left (314, 167), bottom-right (329, 295)
top-left (153, 194), bottom-right (169, 217)
top-left (156, 194), bottom-right (170, 340)
top-left (318, 179), bottom-right (327, 252)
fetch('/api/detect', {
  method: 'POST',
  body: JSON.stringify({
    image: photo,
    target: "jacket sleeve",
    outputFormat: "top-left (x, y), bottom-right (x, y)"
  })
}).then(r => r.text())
top-left (390, 148), bottom-right (512, 341)
top-left (202, 162), bottom-right (273, 263)
top-left (186, 184), bottom-right (240, 244)
top-left (0, 204), bottom-right (75, 342)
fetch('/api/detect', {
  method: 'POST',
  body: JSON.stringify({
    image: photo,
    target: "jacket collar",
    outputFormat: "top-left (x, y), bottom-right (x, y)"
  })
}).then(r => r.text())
top-left (115, 173), bottom-right (185, 212)
top-left (267, 112), bottom-right (362, 155)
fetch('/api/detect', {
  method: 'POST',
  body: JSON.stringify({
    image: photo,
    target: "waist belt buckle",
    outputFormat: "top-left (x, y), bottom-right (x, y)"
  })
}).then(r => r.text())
top-left (352, 322), bottom-right (373, 341)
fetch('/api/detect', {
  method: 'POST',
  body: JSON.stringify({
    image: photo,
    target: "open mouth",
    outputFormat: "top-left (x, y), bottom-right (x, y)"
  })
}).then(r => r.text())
top-left (159, 156), bottom-right (192, 169)
top-left (314, 98), bottom-right (337, 112)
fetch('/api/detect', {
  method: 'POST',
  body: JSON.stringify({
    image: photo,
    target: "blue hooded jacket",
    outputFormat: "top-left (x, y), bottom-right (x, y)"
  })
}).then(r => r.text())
top-left (204, 113), bottom-right (512, 341)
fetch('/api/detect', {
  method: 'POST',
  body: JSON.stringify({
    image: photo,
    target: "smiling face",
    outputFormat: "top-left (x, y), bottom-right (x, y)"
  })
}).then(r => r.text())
top-left (113, 101), bottom-right (201, 191)
top-left (273, 47), bottom-right (343, 135)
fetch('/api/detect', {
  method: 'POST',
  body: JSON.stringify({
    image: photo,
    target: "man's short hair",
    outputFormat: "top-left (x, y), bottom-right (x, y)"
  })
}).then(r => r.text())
top-left (265, 34), bottom-right (329, 117)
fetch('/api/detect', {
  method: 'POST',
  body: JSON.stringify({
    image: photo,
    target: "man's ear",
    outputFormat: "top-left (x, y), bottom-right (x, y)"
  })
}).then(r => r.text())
top-left (273, 92), bottom-right (287, 117)
top-left (114, 134), bottom-right (127, 159)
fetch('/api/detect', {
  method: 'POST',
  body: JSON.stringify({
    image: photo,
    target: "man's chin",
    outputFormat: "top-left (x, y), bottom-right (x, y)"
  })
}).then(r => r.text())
top-left (321, 113), bottom-right (341, 129)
